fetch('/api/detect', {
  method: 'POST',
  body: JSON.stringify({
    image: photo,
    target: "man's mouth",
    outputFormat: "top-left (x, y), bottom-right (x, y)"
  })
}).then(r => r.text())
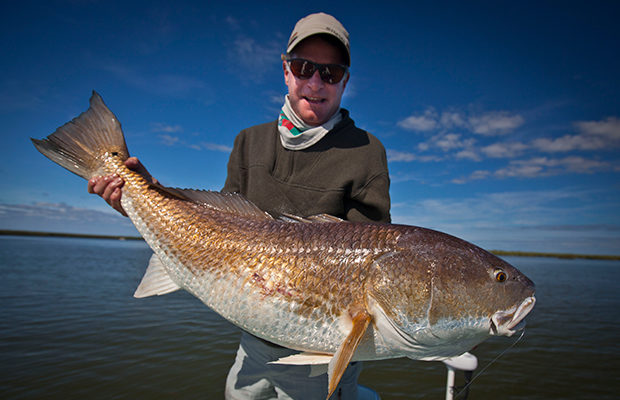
top-left (304, 96), bottom-right (325, 104)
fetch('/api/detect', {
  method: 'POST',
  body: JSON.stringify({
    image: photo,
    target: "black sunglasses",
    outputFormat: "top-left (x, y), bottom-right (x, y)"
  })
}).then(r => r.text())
top-left (286, 58), bottom-right (348, 84)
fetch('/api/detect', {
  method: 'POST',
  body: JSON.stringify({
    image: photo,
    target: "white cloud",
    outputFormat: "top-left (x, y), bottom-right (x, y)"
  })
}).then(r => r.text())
top-left (532, 135), bottom-right (592, 152)
top-left (481, 142), bottom-right (528, 158)
top-left (417, 132), bottom-right (477, 156)
top-left (397, 108), bottom-right (438, 132)
top-left (439, 111), bottom-right (467, 129)
top-left (452, 170), bottom-right (490, 183)
top-left (454, 156), bottom-right (610, 183)
top-left (394, 107), bottom-right (619, 184)
top-left (387, 149), bottom-right (417, 162)
top-left (387, 149), bottom-right (442, 163)
top-left (270, 94), bottom-right (285, 105)
top-left (395, 107), bottom-right (525, 162)
top-left (201, 142), bottom-right (233, 153)
top-left (494, 159), bottom-right (545, 178)
top-left (157, 134), bottom-right (230, 153)
top-left (468, 111), bottom-right (525, 136)
top-left (389, 189), bottom-right (620, 254)
top-left (0, 202), bottom-right (137, 236)
top-left (532, 116), bottom-right (620, 152)
top-left (433, 133), bottom-right (466, 152)
top-left (455, 149), bottom-right (481, 161)
top-left (495, 156), bottom-right (608, 178)
top-left (576, 116), bottom-right (620, 139)
top-left (228, 36), bottom-right (281, 81)
top-left (158, 134), bottom-right (180, 146)
top-left (225, 16), bottom-right (240, 30)
top-left (398, 108), bottom-right (524, 136)
top-left (151, 122), bottom-right (183, 133)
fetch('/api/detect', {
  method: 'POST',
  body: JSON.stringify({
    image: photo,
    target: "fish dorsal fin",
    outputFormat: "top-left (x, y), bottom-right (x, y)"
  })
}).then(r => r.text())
top-left (278, 213), bottom-right (345, 223)
top-left (327, 308), bottom-right (372, 399)
top-left (134, 254), bottom-right (181, 298)
top-left (152, 186), bottom-right (273, 220)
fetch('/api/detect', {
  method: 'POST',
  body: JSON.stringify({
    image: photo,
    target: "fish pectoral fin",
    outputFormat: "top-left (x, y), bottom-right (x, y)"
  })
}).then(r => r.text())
top-left (327, 309), bottom-right (372, 399)
top-left (133, 254), bottom-right (181, 298)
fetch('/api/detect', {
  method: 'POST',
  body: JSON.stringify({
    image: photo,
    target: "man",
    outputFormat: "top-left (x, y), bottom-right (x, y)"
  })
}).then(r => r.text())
top-left (88, 12), bottom-right (390, 400)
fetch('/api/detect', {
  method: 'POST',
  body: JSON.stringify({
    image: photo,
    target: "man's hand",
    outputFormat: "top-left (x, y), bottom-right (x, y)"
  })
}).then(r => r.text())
top-left (87, 157), bottom-right (157, 217)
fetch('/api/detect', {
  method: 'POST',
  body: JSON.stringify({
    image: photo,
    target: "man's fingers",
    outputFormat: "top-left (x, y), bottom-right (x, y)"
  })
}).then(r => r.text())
top-left (109, 188), bottom-right (127, 216)
top-left (124, 157), bottom-right (157, 183)
top-left (125, 157), bottom-right (140, 170)
top-left (101, 176), bottom-right (123, 201)
top-left (87, 177), bottom-right (97, 194)
top-left (89, 176), bottom-right (109, 196)
top-left (86, 174), bottom-right (128, 217)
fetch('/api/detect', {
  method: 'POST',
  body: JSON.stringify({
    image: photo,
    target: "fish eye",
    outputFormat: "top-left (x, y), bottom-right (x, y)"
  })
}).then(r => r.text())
top-left (494, 269), bottom-right (507, 283)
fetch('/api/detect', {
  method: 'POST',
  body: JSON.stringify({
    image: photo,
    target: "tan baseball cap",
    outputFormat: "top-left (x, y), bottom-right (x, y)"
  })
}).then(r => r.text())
top-left (286, 13), bottom-right (350, 66)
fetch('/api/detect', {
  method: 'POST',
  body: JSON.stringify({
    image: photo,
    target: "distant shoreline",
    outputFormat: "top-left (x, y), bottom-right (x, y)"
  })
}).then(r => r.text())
top-left (1, 229), bottom-right (619, 261)
top-left (0, 229), bottom-right (143, 241)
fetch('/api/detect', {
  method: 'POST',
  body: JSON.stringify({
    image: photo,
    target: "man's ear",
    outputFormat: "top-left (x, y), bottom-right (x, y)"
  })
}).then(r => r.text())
top-left (341, 72), bottom-right (350, 90)
top-left (283, 60), bottom-right (290, 84)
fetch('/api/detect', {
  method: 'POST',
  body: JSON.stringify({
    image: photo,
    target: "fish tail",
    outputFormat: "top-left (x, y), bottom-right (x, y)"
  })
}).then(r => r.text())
top-left (31, 91), bottom-right (129, 180)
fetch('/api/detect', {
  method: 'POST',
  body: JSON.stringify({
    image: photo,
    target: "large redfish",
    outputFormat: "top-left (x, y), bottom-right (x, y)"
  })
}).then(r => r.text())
top-left (32, 92), bottom-right (535, 399)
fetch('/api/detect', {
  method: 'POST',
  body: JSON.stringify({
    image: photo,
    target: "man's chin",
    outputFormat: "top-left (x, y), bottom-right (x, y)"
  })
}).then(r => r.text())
top-left (299, 108), bottom-right (331, 126)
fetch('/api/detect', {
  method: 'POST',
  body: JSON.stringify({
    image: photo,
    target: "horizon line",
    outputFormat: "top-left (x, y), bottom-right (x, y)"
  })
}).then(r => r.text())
top-left (2, 229), bottom-right (618, 261)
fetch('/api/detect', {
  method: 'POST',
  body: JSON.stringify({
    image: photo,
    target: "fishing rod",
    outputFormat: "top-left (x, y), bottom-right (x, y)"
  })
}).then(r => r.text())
top-left (445, 330), bottom-right (527, 400)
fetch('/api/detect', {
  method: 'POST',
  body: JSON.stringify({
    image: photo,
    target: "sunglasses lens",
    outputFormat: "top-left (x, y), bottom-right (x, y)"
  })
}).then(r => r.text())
top-left (289, 59), bottom-right (315, 79)
top-left (288, 59), bottom-right (347, 84)
top-left (320, 65), bottom-right (345, 84)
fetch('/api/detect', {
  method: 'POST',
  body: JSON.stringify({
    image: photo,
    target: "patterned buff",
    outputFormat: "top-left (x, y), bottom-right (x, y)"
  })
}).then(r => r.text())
top-left (278, 95), bottom-right (342, 150)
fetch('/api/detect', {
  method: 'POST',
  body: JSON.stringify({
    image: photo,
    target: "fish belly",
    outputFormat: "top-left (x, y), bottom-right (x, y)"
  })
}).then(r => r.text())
top-left (121, 192), bottom-right (353, 355)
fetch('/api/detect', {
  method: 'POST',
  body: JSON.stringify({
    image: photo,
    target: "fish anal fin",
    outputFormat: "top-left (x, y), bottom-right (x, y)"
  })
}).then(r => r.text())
top-left (269, 352), bottom-right (333, 365)
top-left (134, 253), bottom-right (181, 298)
top-left (327, 308), bottom-right (372, 399)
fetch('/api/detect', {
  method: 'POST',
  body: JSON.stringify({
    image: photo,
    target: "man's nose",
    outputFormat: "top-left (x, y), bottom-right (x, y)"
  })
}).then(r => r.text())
top-left (306, 70), bottom-right (324, 89)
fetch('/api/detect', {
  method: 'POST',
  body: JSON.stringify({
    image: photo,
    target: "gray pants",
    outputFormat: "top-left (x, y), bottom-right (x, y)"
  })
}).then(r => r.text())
top-left (225, 332), bottom-right (362, 400)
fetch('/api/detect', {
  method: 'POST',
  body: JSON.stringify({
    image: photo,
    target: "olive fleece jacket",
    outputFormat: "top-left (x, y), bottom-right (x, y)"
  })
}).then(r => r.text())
top-left (222, 109), bottom-right (391, 223)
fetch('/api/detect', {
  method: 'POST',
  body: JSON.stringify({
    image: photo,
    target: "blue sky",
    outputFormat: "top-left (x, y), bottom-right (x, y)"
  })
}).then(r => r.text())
top-left (2, 1), bottom-right (619, 255)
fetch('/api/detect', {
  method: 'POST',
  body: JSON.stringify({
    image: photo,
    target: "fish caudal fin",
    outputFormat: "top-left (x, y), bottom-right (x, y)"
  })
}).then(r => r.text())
top-left (327, 309), bottom-right (372, 399)
top-left (31, 91), bottom-right (129, 180)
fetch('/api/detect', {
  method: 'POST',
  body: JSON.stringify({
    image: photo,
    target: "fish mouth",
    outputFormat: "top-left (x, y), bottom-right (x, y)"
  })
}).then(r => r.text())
top-left (490, 296), bottom-right (536, 336)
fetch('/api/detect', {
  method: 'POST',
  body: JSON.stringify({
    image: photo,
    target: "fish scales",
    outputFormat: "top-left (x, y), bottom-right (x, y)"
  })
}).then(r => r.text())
top-left (107, 162), bottom-right (374, 335)
top-left (123, 179), bottom-right (395, 346)
top-left (32, 92), bottom-right (536, 399)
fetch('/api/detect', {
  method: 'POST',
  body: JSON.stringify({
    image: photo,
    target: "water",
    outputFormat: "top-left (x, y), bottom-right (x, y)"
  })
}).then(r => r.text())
top-left (1, 236), bottom-right (618, 399)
